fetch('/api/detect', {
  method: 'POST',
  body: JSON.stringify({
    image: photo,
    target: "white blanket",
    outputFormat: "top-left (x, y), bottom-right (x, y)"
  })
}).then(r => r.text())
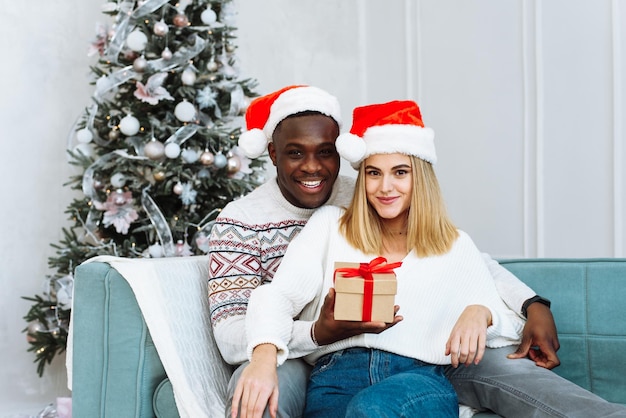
top-left (67, 255), bottom-right (231, 418)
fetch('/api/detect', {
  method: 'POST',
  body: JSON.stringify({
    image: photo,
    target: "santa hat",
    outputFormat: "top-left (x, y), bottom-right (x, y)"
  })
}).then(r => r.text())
top-left (336, 100), bottom-right (436, 169)
top-left (238, 85), bottom-right (342, 159)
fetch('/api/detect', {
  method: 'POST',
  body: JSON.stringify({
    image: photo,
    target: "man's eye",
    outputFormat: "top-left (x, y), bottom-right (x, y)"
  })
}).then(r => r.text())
top-left (287, 150), bottom-right (302, 157)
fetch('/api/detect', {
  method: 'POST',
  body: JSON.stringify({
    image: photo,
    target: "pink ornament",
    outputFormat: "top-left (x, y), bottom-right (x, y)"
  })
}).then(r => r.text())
top-left (173, 14), bottom-right (189, 27)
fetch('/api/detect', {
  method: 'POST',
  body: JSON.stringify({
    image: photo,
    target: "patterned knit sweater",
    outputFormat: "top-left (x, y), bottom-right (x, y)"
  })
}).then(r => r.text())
top-left (246, 205), bottom-right (526, 366)
top-left (208, 175), bottom-right (355, 364)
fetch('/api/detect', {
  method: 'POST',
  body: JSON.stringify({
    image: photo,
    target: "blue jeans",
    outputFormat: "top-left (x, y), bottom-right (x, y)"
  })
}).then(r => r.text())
top-left (446, 345), bottom-right (626, 417)
top-left (227, 359), bottom-right (311, 418)
top-left (305, 348), bottom-right (458, 418)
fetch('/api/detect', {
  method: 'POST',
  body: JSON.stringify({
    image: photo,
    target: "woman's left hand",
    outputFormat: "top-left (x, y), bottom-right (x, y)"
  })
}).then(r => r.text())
top-left (445, 304), bottom-right (491, 368)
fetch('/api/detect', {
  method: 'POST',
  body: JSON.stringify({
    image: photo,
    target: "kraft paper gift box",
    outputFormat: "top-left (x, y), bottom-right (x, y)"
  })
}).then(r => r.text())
top-left (333, 259), bottom-right (398, 323)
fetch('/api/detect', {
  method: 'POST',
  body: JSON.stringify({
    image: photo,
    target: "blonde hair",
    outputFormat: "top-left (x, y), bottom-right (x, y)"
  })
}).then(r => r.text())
top-left (339, 155), bottom-right (458, 257)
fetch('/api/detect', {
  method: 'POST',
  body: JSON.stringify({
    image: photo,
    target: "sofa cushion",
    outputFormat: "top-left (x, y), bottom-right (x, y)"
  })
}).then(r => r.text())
top-left (498, 259), bottom-right (626, 405)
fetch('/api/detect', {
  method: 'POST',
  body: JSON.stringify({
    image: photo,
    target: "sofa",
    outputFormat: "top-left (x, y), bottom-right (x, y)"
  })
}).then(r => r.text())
top-left (70, 256), bottom-right (626, 417)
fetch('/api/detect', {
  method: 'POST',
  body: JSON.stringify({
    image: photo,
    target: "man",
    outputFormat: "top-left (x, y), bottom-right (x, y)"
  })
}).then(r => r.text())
top-left (208, 85), bottom-right (623, 418)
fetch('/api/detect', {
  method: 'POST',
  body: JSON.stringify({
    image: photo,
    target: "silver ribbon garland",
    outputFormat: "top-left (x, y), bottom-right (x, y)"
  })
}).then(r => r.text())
top-left (82, 151), bottom-right (147, 234)
top-left (106, 0), bottom-right (170, 63)
top-left (146, 35), bottom-right (207, 73)
top-left (142, 188), bottom-right (176, 256)
top-left (82, 150), bottom-right (177, 256)
top-left (164, 124), bottom-right (199, 146)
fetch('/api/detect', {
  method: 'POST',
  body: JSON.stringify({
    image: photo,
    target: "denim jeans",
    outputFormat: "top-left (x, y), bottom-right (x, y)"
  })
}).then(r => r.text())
top-left (227, 359), bottom-right (312, 418)
top-left (446, 345), bottom-right (626, 417)
top-left (305, 348), bottom-right (458, 418)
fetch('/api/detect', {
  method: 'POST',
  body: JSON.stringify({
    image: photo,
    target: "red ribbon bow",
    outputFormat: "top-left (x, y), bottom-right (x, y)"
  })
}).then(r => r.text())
top-left (334, 257), bottom-right (402, 321)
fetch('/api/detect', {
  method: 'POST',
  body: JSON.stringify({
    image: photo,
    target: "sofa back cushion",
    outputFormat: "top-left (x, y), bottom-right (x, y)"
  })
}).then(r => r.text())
top-left (499, 259), bottom-right (626, 405)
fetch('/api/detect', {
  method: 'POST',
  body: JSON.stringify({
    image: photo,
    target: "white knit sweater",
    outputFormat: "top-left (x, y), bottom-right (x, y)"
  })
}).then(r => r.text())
top-left (246, 205), bottom-right (525, 366)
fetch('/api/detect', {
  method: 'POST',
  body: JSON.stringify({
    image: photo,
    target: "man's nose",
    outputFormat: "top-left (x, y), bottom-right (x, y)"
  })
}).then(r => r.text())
top-left (301, 155), bottom-right (322, 173)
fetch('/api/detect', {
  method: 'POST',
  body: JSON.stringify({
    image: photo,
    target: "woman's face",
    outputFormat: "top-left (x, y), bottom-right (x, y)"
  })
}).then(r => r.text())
top-left (364, 153), bottom-right (413, 224)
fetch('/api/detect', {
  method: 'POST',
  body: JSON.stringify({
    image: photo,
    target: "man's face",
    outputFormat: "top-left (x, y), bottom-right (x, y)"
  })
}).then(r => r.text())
top-left (268, 113), bottom-right (340, 209)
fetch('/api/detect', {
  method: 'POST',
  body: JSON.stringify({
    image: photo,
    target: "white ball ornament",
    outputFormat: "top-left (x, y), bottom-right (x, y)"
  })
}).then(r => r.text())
top-left (76, 128), bottom-right (93, 144)
top-left (164, 142), bottom-right (181, 159)
top-left (206, 60), bottom-right (218, 72)
top-left (181, 68), bottom-right (196, 85)
top-left (213, 152), bottom-right (227, 168)
top-left (182, 148), bottom-right (201, 163)
top-left (153, 20), bottom-right (169, 36)
top-left (119, 115), bottom-right (140, 136)
top-left (161, 47), bottom-right (173, 60)
top-left (144, 140), bottom-right (165, 160)
top-left (148, 243), bottom-right (164, 258)
top-left (126, 30), bottom-right (148, 52)
top-left (201, 8), bottom-right (217, 24)
top-left (174, 101), bottom-right (196, 122)
top-left (111, 173), bottom-right (126, 188)
top-left (173, 182), bottom-right (184, 195)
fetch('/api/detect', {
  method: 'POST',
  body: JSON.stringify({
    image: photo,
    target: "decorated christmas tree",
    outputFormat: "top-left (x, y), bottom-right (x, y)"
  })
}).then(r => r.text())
top-left (22, 0), bottom-right (265, 376)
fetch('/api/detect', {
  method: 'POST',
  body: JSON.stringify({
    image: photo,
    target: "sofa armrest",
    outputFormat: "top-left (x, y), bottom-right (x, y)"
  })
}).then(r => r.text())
top-left (72, 261), bottom-right (167, 418)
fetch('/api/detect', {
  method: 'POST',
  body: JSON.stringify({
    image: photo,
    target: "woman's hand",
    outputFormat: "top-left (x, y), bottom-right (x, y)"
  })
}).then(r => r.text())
top-left (231, 344), bottom-right (279, 418)
top-left (313, 288), bottom-right (403, 345)
top-left (445, 304), bottom-right (491, 368)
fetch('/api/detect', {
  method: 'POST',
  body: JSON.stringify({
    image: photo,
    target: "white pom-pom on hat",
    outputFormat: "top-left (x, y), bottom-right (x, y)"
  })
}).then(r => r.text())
top-left (238, 128), bottom-right (268, 159)
top-left (238, 85), bottom-right (341, 159)
top-left (336, 132), bottom-right (367, 165)
top-left (337, 100), bottom-right (436, 169)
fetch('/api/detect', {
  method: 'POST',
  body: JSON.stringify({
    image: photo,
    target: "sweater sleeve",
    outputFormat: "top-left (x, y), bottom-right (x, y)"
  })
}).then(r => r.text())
top-left (208, 217), bottom-right (263, 365)
top-left (246, 207), bottom-right (336, 365)
top-left (482, 253), bottom-right (536, 317)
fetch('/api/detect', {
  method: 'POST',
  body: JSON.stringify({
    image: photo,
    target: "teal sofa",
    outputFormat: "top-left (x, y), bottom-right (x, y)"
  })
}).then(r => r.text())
top-left (71, 258), bottom-right (626, 417)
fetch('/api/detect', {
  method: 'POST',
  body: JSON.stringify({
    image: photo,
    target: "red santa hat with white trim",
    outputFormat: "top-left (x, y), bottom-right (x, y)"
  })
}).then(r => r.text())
top-left (238, 85), bottom-right (342, 159)
top-left (336, 100), bottom-right (436, 169)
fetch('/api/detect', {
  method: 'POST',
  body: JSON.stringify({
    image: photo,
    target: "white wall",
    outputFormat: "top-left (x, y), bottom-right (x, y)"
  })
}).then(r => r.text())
top-left (0, 1), bottom-right (102, 414)
top-left (1, 0), bottom-right (624, 413)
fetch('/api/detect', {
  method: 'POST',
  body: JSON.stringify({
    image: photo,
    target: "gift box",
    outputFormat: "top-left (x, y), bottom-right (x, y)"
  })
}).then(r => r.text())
top-left (333, 258), bottom-right (400, 323)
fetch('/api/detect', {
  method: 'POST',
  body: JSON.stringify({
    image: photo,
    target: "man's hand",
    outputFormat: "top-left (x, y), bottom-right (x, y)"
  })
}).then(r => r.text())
top-left (232, 344), bottom-right (279, 418)
top-left (446, 305), bottom-right (491, 367)
top-left (313, 288), bottom-right (403, 345)
top-left (507, 302), bottom-right (561, 369)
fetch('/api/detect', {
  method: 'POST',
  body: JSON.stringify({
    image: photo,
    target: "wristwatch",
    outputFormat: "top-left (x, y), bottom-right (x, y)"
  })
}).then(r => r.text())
top-left (521, 295), bottom-right (551, 318)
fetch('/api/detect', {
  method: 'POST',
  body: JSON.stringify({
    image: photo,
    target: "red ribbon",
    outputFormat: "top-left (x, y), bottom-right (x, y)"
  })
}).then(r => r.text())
top-left (334, 257), bottom-right (402, 321)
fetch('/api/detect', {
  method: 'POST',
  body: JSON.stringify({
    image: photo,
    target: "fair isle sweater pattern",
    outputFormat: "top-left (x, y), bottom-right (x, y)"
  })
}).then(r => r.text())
top-left (208, 218), bottom-right (307, 325)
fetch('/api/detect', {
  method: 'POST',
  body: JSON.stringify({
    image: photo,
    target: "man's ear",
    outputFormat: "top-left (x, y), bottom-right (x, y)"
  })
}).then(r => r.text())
top-left (267, 141), bottom-right (277, 166)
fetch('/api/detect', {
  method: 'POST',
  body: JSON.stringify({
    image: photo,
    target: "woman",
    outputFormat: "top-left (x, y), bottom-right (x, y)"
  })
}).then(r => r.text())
top-left (234, 100), bottom-right (524, 418)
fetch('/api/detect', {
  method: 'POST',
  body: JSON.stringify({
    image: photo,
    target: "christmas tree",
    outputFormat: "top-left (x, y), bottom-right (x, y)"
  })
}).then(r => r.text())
top-left (22, 0), bottom-right (265, 376)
